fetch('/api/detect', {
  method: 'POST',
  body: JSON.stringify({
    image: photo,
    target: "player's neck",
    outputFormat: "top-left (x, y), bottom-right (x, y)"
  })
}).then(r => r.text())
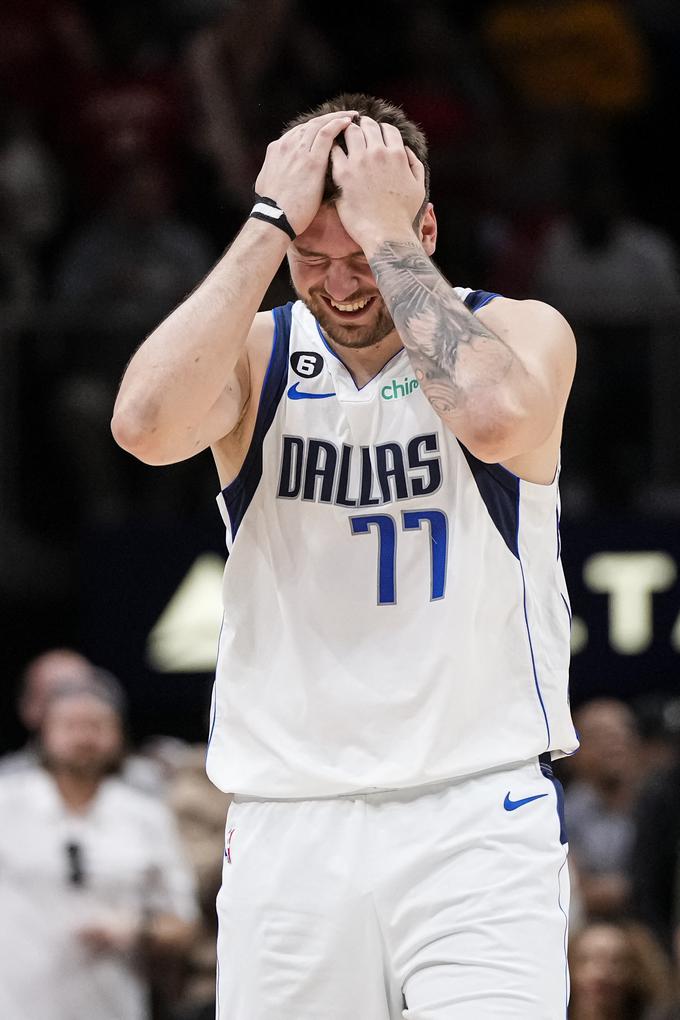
top-left (322, 328), bottom-right (404, 389)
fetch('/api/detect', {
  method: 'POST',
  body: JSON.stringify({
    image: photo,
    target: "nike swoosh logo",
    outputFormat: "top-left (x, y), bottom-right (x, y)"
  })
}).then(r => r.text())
top-left (287, 382), bottom-right (336, 400)
top-left (503, 792), bottom-right (549, 811)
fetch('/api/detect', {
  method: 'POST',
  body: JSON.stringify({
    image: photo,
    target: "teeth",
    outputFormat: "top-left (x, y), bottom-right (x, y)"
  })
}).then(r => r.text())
top-left (329, 297), bottom-right (371, 312)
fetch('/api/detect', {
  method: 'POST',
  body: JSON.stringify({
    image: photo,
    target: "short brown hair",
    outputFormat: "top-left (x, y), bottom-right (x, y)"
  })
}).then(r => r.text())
top-left (285, 92), bottom-right (430, 205)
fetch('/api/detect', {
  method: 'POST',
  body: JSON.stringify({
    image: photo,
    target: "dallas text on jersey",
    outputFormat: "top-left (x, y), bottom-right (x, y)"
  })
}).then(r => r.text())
top-left (277, 432), bottom-right (443, 507)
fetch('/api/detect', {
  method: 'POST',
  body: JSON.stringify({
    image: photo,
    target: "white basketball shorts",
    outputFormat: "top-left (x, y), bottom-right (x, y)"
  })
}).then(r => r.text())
top-left (216, 758), bottom-right (570, 1019)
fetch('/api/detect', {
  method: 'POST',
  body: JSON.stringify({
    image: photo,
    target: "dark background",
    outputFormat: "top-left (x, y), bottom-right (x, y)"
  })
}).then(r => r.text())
top-left (2, 0), bottom-right (680, 751)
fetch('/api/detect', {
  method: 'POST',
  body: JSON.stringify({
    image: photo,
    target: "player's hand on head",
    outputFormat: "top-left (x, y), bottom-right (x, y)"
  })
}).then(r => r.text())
top-left (331, 116), bottom-right (426, 250)
top-left (254, 111), bottom-right (357, 237)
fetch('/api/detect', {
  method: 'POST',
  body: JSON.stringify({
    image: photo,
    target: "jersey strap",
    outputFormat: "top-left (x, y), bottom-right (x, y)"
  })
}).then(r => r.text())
top-left (464, 289), bottom-right (499, 312)
top-left (221, 302), bottom-right (293, 539)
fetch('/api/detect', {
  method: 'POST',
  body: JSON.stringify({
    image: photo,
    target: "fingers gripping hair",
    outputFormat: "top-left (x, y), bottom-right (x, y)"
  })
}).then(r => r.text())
top-left (284, 92), bottom-right (431, 207)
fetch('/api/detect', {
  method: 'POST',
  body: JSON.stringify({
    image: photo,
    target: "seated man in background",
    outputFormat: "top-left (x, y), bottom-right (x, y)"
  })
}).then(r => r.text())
top-left (565, 698), bottom-right (642, 918)
top-left (0, 647), bottom-right (95, 773)
top-left (0, 682), bottom-right (197, 1020)
top-left (632, 746), bottom-right (680, 956)
top-left (568, 918), bottom-right (675, 1020)
top-left (1, 647), bottom-right (166, 795)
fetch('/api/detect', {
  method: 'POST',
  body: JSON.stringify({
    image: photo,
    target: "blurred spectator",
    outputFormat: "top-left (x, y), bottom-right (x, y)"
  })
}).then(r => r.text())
top-left (1, 648), bottom-right (166, 796)
top-left (0, 0), bottom-right (98, 125)
top-left (0, 684), bottom-right (197, 1020)
top-left (632, 694), bottom-right (680, 779)
top-left (479, 0), bottom-right (653, 332)
top-left (45, 157), bottom-right (214, 523)
top-left (568, 919), bottom-right (675, 1019)
top-left (185, 0), bottom-right (341, 211)
top-left (49, 2), bottom-right (186, 202)
top-left (48, 158), bottom-right (213, 376)
top-left (534, 149), bottom-right (680, 327)
top-left (168, 744), bottom-right (230, 1020)
top-left (0, 107), bottom-right (62, 261)
top-left (565, 698), bottom-right (641, 918)
top-left (0, 647), bottom-right (96, 774)
top-left (632, 754), bottom-right (680, 953)
top-left (532, 147), bottom-right (680, 510)
top-left (373, 3), bottom-right (497, 284)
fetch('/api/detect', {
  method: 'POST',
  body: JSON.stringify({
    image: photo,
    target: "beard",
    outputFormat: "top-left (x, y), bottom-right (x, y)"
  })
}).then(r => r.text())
top-left (44, 750), bottom-right (120, 779)
top-left (297, 287), bottom-right (397, 350)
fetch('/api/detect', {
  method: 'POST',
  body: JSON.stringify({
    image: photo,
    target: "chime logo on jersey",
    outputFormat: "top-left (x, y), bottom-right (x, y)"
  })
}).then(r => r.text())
top-left (276, 432), bottom-right (443, 507)
top-left (381, 376), bottom-right (419, 400)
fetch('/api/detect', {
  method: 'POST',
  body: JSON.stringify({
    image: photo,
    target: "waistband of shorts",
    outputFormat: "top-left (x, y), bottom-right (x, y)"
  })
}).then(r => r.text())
top-left (232, 754), bottom-right (556, 805)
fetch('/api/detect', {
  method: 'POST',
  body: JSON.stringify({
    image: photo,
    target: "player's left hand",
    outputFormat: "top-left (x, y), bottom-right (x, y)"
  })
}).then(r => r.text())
top-left (331, 117), bottom-right (426, 253)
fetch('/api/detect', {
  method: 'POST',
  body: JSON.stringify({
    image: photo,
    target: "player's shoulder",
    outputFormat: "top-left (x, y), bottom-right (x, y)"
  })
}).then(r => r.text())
top-left (244, 308), bottom-right (276, 364)
top-left (245, 299), bottom-right (316, 394)
top-left (476, 294), bottom-right (576, 365)
top-left (243, 302), bottom-right (300, 377)
top-left (477, 293), bottom-right (573, 329)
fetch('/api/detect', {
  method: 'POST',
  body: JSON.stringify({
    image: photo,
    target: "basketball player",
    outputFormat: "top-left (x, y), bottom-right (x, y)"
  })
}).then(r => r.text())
top-left (112, 94), bottom-right (579, 1019)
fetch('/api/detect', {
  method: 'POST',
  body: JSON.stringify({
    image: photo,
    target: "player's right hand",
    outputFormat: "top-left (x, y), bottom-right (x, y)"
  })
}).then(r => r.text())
top-left (254, 111), bottom-right (356, 236)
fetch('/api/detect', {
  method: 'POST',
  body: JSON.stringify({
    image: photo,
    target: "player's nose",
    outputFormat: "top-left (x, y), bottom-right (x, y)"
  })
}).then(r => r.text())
top-left (323, 262), bottom-right (360, 302)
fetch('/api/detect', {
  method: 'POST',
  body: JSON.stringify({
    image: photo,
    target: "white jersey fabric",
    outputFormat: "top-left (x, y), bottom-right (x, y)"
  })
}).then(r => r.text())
top-left (207, 291), bottom-right (578, 798)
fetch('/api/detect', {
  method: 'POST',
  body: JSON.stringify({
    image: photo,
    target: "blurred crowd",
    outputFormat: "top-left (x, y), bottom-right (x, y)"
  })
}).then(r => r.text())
top-left (3, 649), bottom-right (680, 1018)
top-left (3, 0), bottom-right (680, 603)
top-left (2, 0), bottom-right (680, 1016)
top-left (0, 649), bottom-right (227, 1020)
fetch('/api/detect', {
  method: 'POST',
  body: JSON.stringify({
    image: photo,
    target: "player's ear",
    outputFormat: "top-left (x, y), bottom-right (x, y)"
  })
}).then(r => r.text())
top-left (417, 203), bottom-right (436, 256)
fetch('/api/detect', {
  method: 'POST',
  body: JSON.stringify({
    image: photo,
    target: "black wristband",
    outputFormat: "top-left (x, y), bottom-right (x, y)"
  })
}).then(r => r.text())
top-left (249, 194), bottom-right (297, 240)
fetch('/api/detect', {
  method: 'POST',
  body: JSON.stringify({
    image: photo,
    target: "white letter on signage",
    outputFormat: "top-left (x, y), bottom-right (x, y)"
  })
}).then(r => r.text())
top-left (583, 552), bottom-right (676, 654)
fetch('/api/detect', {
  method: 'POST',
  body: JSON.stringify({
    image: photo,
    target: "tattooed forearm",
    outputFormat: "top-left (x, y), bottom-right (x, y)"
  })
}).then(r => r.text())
top-left (368, 240), bottom-right (517, 419)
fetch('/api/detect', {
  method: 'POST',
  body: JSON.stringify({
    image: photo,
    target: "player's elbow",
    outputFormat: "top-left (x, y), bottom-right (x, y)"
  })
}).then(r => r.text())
top-left (454, 393), bottom-right (548, 464)
top-left (110, 404), bottom-right (168, 465)
top-left (459, 418), bottom-right (517, 464)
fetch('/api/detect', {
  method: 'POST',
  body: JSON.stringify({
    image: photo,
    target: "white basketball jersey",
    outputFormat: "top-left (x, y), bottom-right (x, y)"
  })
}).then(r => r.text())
top-left (207, 292), bottom-right (578, 798)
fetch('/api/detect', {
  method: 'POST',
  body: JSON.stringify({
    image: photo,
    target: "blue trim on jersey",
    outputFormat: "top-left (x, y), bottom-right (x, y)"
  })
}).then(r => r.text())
top-left (221, 302), bottom-right (293, 539)
top-left (459, 442), bottom-right (520, 558)
top-left (316, 319), bottom-right (343, 361)
top-left (206, 678), bottom-right (218, 753)
top-left (463, 289), bottom-right (499, 312)
top-left (556, 507), bottom-right (561, 560)
top-left (517, 490), bottom-right (551, 748)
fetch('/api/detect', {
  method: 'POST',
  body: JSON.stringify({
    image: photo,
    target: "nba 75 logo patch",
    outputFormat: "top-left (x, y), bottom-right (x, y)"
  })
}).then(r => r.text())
top-left (290, 351), bottom-right (323, 379)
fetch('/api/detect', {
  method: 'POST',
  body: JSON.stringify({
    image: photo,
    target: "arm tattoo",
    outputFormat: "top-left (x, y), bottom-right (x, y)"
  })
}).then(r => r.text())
top-left (368, 240), bottom-right (517, 419)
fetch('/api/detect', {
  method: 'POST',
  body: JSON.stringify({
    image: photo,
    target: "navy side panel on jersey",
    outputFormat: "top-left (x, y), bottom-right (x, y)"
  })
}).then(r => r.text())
top-left (221, 302), bottom-right (293, 538)
top-left (459, 443), bottom-right (520, 558)
top-left (464, 289), bottom-right (499, 312)
top-left (460, 289), bottom-right (521, 556)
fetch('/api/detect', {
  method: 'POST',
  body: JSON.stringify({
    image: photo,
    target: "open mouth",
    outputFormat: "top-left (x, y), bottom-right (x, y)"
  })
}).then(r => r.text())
top-left (321, 295), bottom-right (376, 319)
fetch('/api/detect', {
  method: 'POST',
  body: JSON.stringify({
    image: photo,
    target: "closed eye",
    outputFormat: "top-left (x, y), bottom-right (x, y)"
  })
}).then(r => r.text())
top-left (298, 256), bottom-right (328, 266)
